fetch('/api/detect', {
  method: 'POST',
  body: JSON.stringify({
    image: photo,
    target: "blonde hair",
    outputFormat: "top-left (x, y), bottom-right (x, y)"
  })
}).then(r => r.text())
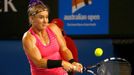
top-left (28, 4), bottom-right (49, 16)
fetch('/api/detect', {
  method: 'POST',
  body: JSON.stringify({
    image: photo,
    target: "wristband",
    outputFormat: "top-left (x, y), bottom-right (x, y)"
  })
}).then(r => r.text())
top-left (47, 60), bottom-right (62, 68)
top-left (69, 59), bottom-right (75, 63)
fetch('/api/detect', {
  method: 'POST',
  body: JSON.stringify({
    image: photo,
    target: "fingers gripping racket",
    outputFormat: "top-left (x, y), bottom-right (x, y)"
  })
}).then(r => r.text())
top-left (83, 57), bottom-right (132, 75)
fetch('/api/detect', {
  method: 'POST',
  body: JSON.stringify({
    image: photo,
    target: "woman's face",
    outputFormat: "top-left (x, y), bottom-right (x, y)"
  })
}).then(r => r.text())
top-left (31, 10), bottom-right (49, 30)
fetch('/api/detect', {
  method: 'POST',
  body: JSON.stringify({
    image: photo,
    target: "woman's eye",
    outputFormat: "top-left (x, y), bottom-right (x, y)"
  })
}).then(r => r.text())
top-left (39, 16), bottom-right (44, 19)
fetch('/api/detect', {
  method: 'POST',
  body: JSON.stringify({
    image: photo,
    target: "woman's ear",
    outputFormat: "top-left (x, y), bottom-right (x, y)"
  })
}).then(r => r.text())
top-left (29, 16), bottom-right (33, 24)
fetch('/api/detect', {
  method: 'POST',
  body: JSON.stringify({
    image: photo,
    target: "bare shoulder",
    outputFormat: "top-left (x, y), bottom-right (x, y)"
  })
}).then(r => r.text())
top-left (22, 31), bottom-right (36, 45)
top-left (48, 23), bottom-right (61, 34)
top-left (48, 23), bottom-right (58, 29)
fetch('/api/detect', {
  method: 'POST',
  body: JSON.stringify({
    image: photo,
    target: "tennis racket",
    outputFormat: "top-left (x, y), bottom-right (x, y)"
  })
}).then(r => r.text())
top-left (83, 57), bottom-right (132, 75)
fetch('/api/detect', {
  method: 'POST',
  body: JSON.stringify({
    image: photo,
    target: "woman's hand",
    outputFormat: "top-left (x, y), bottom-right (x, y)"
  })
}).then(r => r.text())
top-left (61, 60), bottom-right (76, 72)
top-left (72, 62), bottom-right (83, 73)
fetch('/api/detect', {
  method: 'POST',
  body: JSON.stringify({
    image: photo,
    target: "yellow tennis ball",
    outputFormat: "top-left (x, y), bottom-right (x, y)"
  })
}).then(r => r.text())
top-left (95, 48), bottom-right (103, 57)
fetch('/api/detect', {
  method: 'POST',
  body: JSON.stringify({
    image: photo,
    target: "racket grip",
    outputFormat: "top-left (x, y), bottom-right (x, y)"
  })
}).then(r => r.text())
top-left (83, 66), bottom-right (87, 71)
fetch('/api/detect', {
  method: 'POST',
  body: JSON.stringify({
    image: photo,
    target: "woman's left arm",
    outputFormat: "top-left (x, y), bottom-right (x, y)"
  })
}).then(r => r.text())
top-left (49, 24), bottom-right (73, 61)
top-left (49, 24), bottom-right (83, 73)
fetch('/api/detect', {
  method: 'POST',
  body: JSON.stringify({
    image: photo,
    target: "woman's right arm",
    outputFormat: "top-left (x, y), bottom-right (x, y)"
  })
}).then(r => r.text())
top-left (22, 32), bottom-right (47, 68)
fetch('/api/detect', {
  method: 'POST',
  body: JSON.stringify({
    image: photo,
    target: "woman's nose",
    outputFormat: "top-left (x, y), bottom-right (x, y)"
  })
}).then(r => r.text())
top-left (43, 18), bottom-right (48, 23)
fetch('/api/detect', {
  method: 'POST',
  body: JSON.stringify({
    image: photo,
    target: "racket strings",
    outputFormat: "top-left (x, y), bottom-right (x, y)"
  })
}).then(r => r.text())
top-left (85, 57), bottom-right (132, 75)
top-left (97, 60), bottom-right (131, 75)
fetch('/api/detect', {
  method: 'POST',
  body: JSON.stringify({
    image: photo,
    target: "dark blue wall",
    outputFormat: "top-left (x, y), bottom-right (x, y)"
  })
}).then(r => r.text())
top-left (0, 40), bottom-right (30, 75)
